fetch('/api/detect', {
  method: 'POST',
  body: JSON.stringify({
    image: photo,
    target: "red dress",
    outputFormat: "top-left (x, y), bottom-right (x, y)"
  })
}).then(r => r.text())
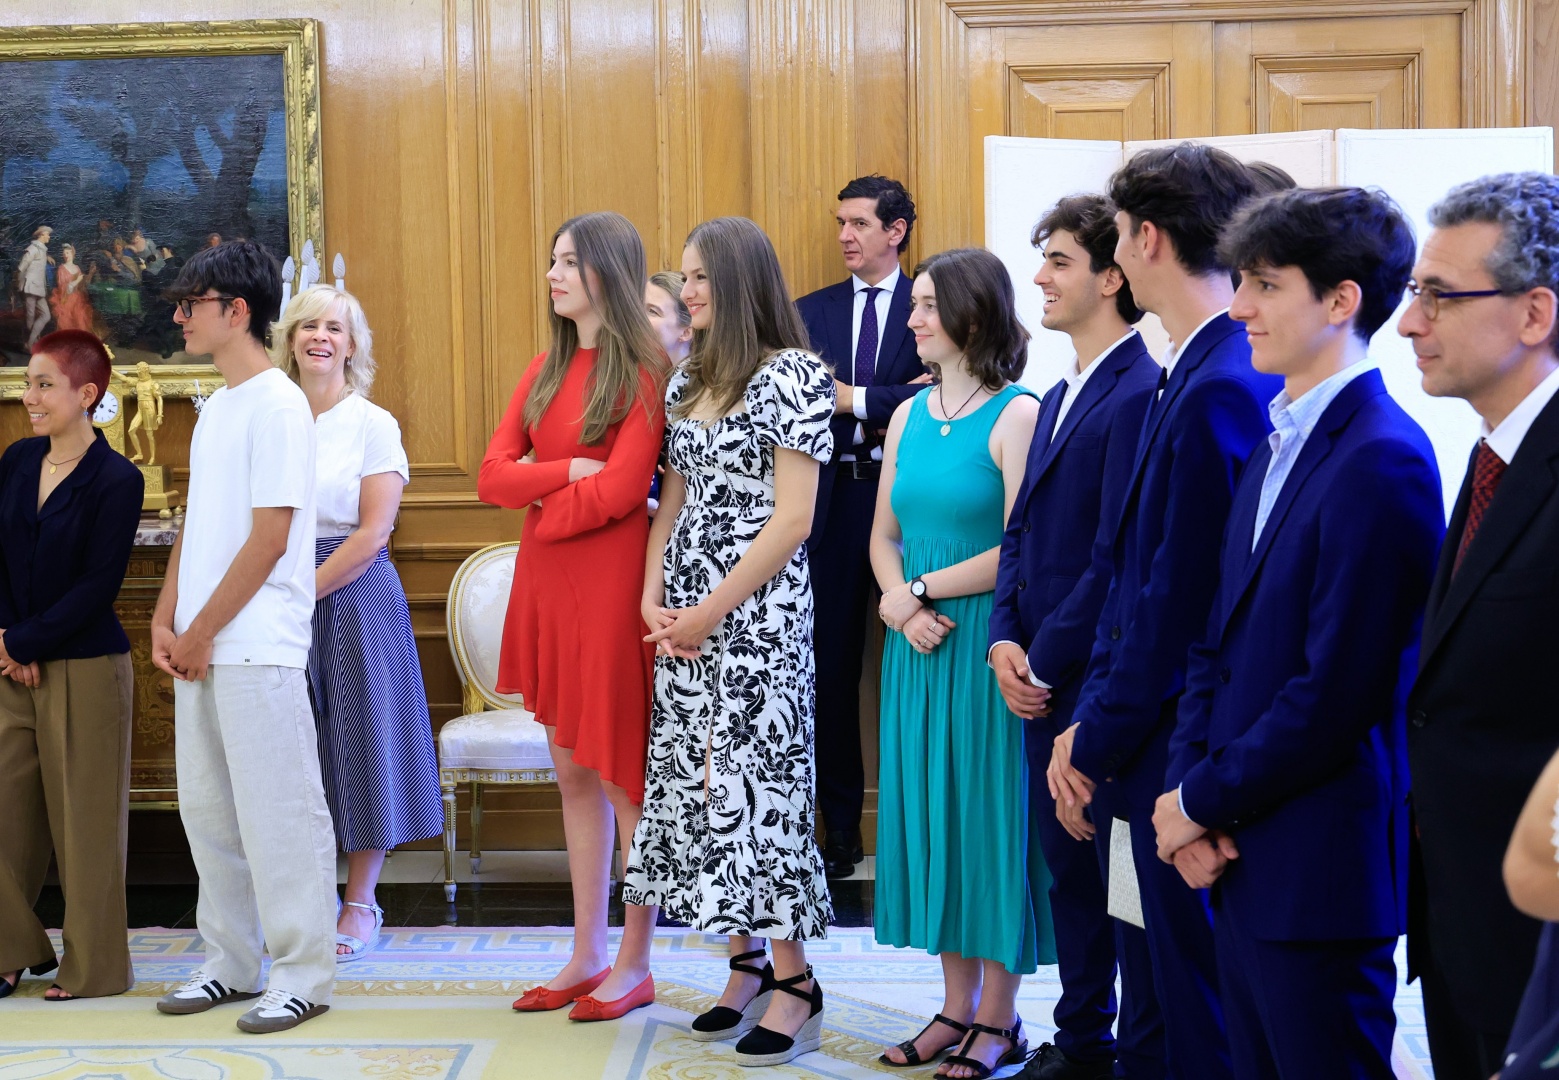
top-left (478, 348), bottom-right (663, 803)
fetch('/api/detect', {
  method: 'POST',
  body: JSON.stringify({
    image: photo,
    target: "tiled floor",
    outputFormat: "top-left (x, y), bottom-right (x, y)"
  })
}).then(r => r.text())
top-left (33, 852), bottom-right (877, 931)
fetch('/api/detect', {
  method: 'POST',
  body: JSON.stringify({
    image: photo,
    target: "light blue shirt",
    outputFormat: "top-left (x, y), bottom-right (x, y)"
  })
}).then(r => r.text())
top-left (1251, 358), bottom-right (1377, 549)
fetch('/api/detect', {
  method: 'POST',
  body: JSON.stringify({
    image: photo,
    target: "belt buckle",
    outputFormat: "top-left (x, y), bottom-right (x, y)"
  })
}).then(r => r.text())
top-left (848, 459), bottom-right (879, 481)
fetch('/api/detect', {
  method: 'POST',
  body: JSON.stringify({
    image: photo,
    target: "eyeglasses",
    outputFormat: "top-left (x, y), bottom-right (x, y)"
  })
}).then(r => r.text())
top-left (177, 295), bottom-right (235, 319)
top-left (1405, 282), bottom-right (1510, 321)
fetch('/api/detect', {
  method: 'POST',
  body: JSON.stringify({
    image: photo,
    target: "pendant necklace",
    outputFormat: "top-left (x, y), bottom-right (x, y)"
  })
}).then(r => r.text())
top-left (938, 382), bottom-right (984, 436)
top-left (45, 447), bottom-right (89, 475)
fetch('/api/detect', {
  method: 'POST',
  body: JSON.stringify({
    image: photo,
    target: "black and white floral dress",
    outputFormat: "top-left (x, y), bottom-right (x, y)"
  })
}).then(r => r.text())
top-left (622, 349), bottom-right (835, 939)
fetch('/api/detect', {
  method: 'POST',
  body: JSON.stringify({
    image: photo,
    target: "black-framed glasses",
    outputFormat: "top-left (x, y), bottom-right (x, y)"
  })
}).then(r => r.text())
top-left (176, 295), bottom-right (235, 319)
top-left (1406, 282), bottom-right (1510, 321)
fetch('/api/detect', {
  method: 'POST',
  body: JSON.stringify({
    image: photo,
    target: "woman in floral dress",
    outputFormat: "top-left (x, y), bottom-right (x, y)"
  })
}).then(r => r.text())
top-left (623, 216), bottom-right (834, 1068)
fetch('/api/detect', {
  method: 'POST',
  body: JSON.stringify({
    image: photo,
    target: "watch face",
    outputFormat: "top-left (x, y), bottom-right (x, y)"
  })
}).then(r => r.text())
top-left (93, 389), bottom-right (119, 424)
top-left (911, 579), bottom-right (925, 597)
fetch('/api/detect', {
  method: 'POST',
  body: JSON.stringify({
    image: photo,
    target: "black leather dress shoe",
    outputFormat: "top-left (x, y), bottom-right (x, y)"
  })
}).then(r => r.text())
top-left (822, 830), bottom-right (864, 879)
top-left (1019, 1042), bottom-right (1114, 1080)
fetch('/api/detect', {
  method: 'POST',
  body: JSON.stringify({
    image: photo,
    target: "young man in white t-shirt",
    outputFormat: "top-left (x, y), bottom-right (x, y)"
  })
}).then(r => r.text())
top-left (149, 241), bottom-right (337, 1033)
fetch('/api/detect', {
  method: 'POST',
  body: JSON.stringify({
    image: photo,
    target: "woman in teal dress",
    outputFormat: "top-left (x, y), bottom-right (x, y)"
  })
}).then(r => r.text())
top-left (870, 247), bottom-right (1056, 1080)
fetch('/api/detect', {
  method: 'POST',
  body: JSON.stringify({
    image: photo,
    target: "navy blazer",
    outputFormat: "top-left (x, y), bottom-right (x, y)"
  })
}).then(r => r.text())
top-left (796, 271), bottom-right (924, 433)
top-left (1068, 312), bottom-right (1281, 807)
top-left (0, 431), bottom-right (144, 665)
top-left (988, 330), bottom-right (1159, 721)
top-left (1166, 371), bottom-right (1443, 941)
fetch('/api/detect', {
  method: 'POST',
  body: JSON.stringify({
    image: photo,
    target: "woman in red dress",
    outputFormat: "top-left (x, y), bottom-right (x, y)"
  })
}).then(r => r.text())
top-left (49, 245), bottom-right (95, 333)
top-left (477, 211), bottom-right (668, 1021)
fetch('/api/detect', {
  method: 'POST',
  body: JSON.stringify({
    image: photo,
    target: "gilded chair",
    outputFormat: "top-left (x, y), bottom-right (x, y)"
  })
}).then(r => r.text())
top-left (439, 541), bottom-right (556, 901)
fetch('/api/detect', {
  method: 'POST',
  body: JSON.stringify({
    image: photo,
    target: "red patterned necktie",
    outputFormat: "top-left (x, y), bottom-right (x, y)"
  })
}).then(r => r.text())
top-left (1454, 439), bottom-right (1507, 575)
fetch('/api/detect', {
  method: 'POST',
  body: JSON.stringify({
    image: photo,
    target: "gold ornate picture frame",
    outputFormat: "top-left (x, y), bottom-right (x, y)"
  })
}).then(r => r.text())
top-left (0, 19), bottom-right (323, 399)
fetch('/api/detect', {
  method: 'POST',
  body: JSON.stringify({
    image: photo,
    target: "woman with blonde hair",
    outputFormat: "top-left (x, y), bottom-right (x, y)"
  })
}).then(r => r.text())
top-left (623, 217), bottom-right (835, 1066)
top-left (645, 270), bottom-right (693, 366)
top-left (478, 211), bottom-right (669, 1021)
top-left (273, 285), bottom-right (443, 961)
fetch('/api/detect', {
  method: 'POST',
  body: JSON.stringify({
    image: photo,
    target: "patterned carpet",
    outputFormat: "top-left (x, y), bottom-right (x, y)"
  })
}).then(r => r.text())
top-left (0, 927), bottom-right (1434, 1079)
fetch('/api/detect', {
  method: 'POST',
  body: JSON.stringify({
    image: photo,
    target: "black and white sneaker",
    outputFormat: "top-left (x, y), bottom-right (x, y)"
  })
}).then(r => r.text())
top-left (156, 973), bottom-right (261, 1014)
top-left (236, 988), bottom-right (330, 1033)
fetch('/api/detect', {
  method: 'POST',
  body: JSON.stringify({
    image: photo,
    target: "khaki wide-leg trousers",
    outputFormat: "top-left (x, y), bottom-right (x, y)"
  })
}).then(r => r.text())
top-left (0, 652), bottom-right (134, 996)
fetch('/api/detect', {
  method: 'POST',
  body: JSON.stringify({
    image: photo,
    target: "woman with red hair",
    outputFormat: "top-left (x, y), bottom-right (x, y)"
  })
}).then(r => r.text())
top-left (0, 330), bottom-right (143, 1001)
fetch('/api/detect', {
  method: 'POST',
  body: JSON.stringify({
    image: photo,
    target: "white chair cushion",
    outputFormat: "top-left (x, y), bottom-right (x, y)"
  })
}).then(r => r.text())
top-left (438, 709), bottom-right (555, 772)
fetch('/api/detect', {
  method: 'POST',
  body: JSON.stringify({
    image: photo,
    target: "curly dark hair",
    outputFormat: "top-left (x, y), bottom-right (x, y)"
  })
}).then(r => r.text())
top-left (913, 248), bottom-right (1029, 390)
top-left (838, 175), bottom-right (917, 252)
top-left (1033, 194), bottom-right (1144, 324)
top-left (1220, 187), bottom-right (1416, 342)
top-left (1108, 144), bottom-right (1257, 276)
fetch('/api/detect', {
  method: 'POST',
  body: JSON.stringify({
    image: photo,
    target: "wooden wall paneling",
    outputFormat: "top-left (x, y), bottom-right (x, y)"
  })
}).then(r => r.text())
top-left (852, 0), bottom-right (912, 186)
top-left (1213, 14), bottom-right (1461, 134)
top-left (748, 0), bottom-right (857, 298)
top-left (910, 0), bottom-right (976, 257)
top-left (1535, 0), bottom-right (1559, 169)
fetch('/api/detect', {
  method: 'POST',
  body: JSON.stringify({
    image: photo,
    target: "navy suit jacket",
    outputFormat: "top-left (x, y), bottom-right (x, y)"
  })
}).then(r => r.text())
top-left (988, 330), bottom-right (1159, 723)
top-left (797, 272), bottom-right (924, 536)
top-left (0, 431), bottom-right (143, 665)
top-left (1068, 312), bottom-right (1281, 807)
top-left (1166, 370), bottom-right (1443, 941)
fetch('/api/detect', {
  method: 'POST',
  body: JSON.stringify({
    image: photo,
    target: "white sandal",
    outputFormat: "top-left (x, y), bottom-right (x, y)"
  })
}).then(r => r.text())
top-left (335, 900), bottom-right (384, 963)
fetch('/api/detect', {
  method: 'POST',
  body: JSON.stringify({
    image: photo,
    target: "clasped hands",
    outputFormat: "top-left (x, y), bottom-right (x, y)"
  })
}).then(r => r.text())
top-left (151, 622), bottom-right (214, 682)
top-left (1152, 789), bottom-right (1240, 889)
top-left (878, 582), bottom-right (955, 655)
top-left (0, 631), bottom-right (39, 688)
top-left (641, 597), bottom-right (718, 659)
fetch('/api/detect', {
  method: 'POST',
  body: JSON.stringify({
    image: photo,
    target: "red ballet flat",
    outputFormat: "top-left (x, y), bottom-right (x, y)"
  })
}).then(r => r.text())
top-left (512, 968), bottom-right (610, 1012)
top-left (568, 973), bottom-right (655, 1022)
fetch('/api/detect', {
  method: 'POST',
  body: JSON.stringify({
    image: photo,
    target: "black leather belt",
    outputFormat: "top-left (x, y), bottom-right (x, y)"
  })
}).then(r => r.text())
top-left (840, 459), bottom-right (881, 480)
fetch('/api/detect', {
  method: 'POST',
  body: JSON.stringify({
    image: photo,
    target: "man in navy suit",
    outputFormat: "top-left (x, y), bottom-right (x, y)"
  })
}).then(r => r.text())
top-left (1153, 186), bottom-right (1443, 1079)
top-left (1046, 145), bottom-right (1281, 1080)
top-left (796, 175), bottom-right (927, 877)
top-left (987, 194), bottom-right (1159, 1080)
top-left (1398, 172), bottom-right (1559, 1080)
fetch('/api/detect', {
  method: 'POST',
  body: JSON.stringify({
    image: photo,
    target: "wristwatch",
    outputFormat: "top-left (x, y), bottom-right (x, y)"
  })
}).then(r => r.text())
top-left (909, 576), bottom-right (930, 602)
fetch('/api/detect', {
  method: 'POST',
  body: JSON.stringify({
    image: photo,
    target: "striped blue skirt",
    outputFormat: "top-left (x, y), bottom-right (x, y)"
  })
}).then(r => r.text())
top-left (309, 536), bottom-right (444, 852)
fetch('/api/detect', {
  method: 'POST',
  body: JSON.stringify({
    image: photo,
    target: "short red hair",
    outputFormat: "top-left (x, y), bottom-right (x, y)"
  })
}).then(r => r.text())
top-left (32, 330), bottom-right (112, 412)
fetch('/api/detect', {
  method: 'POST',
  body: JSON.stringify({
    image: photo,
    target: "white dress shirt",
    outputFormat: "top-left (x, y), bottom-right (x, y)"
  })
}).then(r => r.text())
top-left (842, 266), bottom-right (901, 461)
top-left (1482, 363), bottom-right (1559, 465)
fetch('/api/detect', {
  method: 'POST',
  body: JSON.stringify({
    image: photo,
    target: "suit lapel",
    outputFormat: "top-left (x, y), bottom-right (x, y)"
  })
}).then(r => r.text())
top-left (877, 273), bottom-right (913, 378)
top-left (1422, 395), bottom-right (1559, 663)
top-left (1227, 373), bottom-right (1382, 615)
top-left (1117, 314), bottom-right (1242, 538)
top-left (1213, 443), bottom-right (1268, 638)
top-left (825, 282), bottom-right (854, 373)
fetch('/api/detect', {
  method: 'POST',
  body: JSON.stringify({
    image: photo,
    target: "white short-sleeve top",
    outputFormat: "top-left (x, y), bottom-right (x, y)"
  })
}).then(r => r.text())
top-left (314, 392), bottom-right (410, 538)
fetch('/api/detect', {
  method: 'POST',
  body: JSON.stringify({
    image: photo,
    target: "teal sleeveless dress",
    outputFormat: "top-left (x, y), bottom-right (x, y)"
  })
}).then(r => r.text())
top-left (874, 385), bottom-right (1056, 975)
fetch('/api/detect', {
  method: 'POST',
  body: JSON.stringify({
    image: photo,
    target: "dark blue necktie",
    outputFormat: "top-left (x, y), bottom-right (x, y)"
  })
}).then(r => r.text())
top-left (855, 287), bottom-right (882, 387)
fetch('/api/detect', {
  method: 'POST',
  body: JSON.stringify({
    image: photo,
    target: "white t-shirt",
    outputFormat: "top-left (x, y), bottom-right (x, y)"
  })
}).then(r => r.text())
top-left (314, 392), bottom-right (410, 538)
top-left (176, 367), bottom-right (317, 669)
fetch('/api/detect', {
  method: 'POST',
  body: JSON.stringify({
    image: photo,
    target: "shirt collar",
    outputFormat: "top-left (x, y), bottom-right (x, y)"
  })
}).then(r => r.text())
top-left (1164, 308), bottom-right (1228, 375)
top-left (1482, 363), bottom-right (1559, 464)
top-left (1268, 356), bottom-right (1377, 443)
top-left (852, 265), bottom-right (901, 298)
top-left (1067, 330), bottom-right (1139, 386)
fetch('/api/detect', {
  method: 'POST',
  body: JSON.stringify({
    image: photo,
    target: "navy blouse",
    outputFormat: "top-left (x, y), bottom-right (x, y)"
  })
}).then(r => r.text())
top-left (0, 432), bottom-right (144, 665)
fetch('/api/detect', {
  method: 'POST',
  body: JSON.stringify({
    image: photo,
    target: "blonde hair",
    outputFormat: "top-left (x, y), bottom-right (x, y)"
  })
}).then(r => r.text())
top-left (272, 285), bottom-right (377, 398)
top-left (649, 270), bottom-right (691, 326)
top-left (524, 212), bottom-right (668, 444)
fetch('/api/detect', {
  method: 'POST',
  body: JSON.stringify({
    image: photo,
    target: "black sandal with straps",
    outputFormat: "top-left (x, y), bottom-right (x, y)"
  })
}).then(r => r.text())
top-left (733, 965), bottom-right (825, 1067)
top-left (690, 948), bottom-right (775, 1042)
top-left (937, 1017), bottom-right (1028, 1080)
top-left (879, 1013), bottom-right (971, 1067)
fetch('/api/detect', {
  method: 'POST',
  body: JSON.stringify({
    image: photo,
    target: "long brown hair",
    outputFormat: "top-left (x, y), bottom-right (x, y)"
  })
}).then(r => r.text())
top-left (673, 217), bottom-right (813, 420)
top-left (523, 211), bottom-right (668, 443)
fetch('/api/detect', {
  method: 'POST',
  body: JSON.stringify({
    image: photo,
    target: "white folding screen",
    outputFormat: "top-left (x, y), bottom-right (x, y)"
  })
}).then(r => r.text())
top-left (984, 126), bottom-right (1555, 513)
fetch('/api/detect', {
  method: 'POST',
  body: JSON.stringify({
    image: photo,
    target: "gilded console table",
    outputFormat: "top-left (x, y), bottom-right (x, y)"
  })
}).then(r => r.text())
top-left (120, 515), bottom-right (181, 807)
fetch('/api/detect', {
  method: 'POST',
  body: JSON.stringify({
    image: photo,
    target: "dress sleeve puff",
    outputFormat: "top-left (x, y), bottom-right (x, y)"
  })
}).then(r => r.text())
top-left (746, 349), bottom-right (835, 463)
top-left (361, 400), bottom-right (411, 483)
top-left (664, 367), bottom-right (691, 418)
